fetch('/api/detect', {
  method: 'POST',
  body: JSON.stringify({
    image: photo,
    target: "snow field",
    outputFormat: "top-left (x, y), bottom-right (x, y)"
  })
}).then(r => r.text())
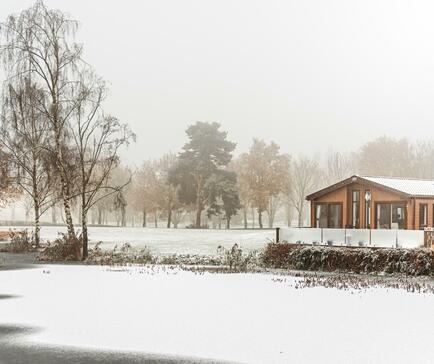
top-left (0, 265), bottom-right (433, 364)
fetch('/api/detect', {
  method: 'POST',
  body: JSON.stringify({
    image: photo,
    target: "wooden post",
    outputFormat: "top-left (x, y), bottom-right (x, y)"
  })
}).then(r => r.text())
top-left (424, 228), bottom-right (434, 249)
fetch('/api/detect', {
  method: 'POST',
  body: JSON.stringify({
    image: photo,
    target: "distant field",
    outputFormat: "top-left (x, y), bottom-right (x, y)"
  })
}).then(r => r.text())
top-left (1, 226), bottom-right (275, 256)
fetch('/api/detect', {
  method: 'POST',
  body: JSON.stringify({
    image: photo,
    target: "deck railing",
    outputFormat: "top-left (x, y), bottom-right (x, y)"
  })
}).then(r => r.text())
top-left (277, 227), bottom-right (424, 249)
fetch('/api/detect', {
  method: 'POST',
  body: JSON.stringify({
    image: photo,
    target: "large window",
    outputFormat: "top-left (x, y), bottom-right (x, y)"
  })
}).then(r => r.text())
top-left (419, 204), bottom-right (428, 229)
top-left (352, 191), bottom-right (360, 228)
top-left (364, 190), bottom-right (371, 228)
top-left (376, 203), bottom-right (406, 229)
top-left (315, 203), bottom-right (342, 228)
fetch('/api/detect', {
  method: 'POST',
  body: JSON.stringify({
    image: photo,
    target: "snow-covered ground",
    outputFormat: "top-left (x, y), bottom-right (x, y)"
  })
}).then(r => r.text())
top-left (1, 226), bottom-right (275, 255)
top-left (0, 264), bottom-right (433, 364)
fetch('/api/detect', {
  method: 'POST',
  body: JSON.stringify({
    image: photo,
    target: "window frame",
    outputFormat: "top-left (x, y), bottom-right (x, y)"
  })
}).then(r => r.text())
top-left (419, 203), bottom-right (428, 230)
top-left (351, 190), bottom-right (361, 228)
top-left (375, 202), bottom-right (407, 230)
top-left (314, 202), bottom-right (343, 228)
top-left (364, 190), bottom-right (371, 229)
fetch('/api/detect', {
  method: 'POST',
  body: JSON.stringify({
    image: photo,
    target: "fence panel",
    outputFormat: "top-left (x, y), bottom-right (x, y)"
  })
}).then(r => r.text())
top-left (397, 230), bottom-right (424, 249)
top-left (346, 229), bottom-right (371, 247)
top-left (322, 229), bottom-right (345, 246)
top-left (361, 229), bottom-right (397, 248)
top-left (279, 228), bottom-right (425, 249)
top-left (280, 228), bottom-right (322, 245)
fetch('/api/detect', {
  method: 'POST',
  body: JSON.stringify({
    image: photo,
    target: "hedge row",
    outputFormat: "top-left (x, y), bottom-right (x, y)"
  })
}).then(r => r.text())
top-left (262, 243), bottom-right (434, 276)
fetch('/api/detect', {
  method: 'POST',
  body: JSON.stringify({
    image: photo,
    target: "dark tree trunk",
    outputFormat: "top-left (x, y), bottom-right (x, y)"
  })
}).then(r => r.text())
top-left (142, 209), bottom-right (147, 227)
top-left (195, 200), bottom-right (202, 229)
top-left (82, 209), bottom-right (88, 260)
top-left (226, 218), bottom-right (230, 229)
top-left (154, 211), bottom-right (158, 228)
top-left (243, 207), bottom-right (247, 229)
top-left (51, 206), bottom-right (57, 224)
top-left (81, 191), bottom-right (88, 261)
top-left (33, 198), bottom-right (40, 247)
top-left (258, 210), bottom-right (263, 229)
top-left (167, 208), bottom-right (172, 228)
top-left (121, 207), bottom-right (126, 227)
top-left (31, 162), bottom-right (40, 246)
top-left (97, 207), bottom-right (103, 225)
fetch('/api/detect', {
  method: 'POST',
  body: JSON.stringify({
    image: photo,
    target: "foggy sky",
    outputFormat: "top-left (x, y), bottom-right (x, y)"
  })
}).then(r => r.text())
top-left (1, 0), bottom-right (434, 166)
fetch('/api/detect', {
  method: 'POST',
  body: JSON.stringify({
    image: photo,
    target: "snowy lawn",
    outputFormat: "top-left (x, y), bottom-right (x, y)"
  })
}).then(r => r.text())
top-left (0, 264), bottom-right (433, 364)
top-left (1, 226), bottom-right (275, 255)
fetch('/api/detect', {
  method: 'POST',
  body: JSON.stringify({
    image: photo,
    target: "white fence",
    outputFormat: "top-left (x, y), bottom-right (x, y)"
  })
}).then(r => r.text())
top-left (278, 228), bottom-right (424, 249)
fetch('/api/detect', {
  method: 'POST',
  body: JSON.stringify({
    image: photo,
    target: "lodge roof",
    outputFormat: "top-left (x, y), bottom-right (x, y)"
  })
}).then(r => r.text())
top-left (306, 175), bottom-right (434, 201)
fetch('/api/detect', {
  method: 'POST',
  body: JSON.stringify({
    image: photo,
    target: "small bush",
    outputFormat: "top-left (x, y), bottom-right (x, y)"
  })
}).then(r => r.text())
top-left (86, 242), bottom-right (157, 265)
top-left (217, 244), bottom-right (259, 272)
top-left (39, 233), bottom-right (82, 261)
top-left (0, 229), bottom-right (34, 253)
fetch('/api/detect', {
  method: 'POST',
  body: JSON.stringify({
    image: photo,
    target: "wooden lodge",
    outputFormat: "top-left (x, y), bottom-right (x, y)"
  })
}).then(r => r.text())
top-left (306, 175), bottom-right (434, 230)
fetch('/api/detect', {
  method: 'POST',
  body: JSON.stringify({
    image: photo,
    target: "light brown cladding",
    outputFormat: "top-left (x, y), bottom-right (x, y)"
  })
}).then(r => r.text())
top-left (311, 181), bottom-right (414, 229)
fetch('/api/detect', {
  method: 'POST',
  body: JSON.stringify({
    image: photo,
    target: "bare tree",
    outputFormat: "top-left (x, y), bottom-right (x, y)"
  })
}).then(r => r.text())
top-left (357, 136), bottom-right (413, 177)
top-left (238, 139), bottom-right (290, 228)
top-left (0, 1), bottom-right (84, 241)
top-left (0, 79), bottom-right (57, 245)
top-left (290, 156), bottom-right (320, 227)
top-left (229, 158), bottom-right (251, 229)
top-left (69, 72), bottom-right (134, 259)
top-left (326, 150), bottom-right (354, 184)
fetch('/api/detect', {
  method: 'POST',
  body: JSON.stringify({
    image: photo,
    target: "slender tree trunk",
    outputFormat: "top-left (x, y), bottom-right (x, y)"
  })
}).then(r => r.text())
top-left (243, 207), bottom-right (247, 229)
top-left (97, 207), bottom-right (103, 225)
top-left (121, 207), bottom-right (126, 227)
top-left (54, 124), bottom-right (75, 240)
top-left (286, 203), bottom-right (292, 227)
top-left (33, 198), bottom-right (40, 247)
top-left (81, 204), bottom-right (88, 260)
top-left (297, 205), bottom-right (304, 227)
top-left (51, 206), bottom-right (57, 224)
top-left (252, 207), bottom-right (255, 228)
top-left (154, 211), bottom-right (158, 228)
top-left (226, 218), bottom-right (230, 229)
top-left (258, 210), bottom-right (263, 229)
top-left (167, 208), bottom-right (172, 228)
top-left (31, 162), bottom-right (40, 246)
top-left (142, 208), bottom-right (147, 227)
top-left (268, 211), bottom-right (273, 228)
top-left (195, 197), bottom-right (202, 229)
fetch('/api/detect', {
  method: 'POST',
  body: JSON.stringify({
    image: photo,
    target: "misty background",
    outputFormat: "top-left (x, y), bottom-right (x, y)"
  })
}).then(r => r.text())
top-left (1, 0), bottom-right (434, 166)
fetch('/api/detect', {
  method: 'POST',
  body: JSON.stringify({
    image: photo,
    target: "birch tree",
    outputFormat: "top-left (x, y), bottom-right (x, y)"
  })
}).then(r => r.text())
top-left (69, 73), bottom-right (134, 258)
top-left (0, 0), bottom-right (83, 241)
top-left (0, 78), bottom-right (57, 245)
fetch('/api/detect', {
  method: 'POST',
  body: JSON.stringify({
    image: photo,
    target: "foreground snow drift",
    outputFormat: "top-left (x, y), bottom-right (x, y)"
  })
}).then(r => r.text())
top-left (0, 265), bottom-right (433, 364)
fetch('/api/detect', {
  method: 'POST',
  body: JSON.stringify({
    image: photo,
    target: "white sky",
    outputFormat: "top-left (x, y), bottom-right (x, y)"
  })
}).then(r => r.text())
top-left (1, 0), bottom-right (434, 166)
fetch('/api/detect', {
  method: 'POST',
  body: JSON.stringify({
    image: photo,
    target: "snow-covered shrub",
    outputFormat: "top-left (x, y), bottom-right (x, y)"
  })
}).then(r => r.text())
top-left (0, 229), bottom-right (34, 253)
top-left (38, 233), bottom-right (82, 261)
top-left (217, 244), bottom-right (260, 272)
top-left (262, 243), bottom-right (434, 276)
top-left (86, 243), bottom-right (157, 265)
